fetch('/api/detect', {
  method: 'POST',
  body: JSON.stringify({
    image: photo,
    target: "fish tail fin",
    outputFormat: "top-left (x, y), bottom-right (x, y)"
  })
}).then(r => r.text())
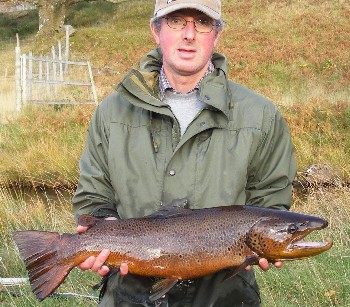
top-left (13, 230), bottom-right (75, 301)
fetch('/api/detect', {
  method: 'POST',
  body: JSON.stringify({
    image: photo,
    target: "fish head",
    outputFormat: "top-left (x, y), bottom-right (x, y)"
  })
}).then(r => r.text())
top-left (246, 211), bottom-right (333, 261)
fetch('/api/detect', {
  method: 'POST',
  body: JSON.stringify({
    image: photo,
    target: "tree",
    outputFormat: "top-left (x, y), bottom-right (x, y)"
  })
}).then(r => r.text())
top-left (3, 0), bottom-right (126, 34)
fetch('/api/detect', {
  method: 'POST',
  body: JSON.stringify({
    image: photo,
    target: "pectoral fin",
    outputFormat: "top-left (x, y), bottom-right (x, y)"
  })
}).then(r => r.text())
top-left (149, 278), bottom-right (178, 302)
top-left (224, 255), bottom-right (259, 280)
top-left (92, 268), bottom-right (119, 291)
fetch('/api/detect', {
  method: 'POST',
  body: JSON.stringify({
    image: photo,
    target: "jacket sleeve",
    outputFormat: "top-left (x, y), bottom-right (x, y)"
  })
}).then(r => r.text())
top-left (72, 103), bottom-right (120, 222)
top-left (245, 107), bottom-right (297, 210)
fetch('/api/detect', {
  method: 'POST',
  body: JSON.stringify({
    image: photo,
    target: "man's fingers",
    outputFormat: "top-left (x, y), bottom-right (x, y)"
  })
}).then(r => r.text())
top-left (79, 256), bottom-right (96, 270)
top-left (76, 222), bottom-right (112, 277)
top-left (274, 261), bottom-right (283, 269)
top-left (258, 259), bottom-right (283, 271)
top-left (258, 258), bottom-right (269, 271)
top-left (91, 249), bottom-right (111, 272)
top-left (119, 262), bottom-right (129, 276)
top-left (76, 225), bottom-right (88, 234)
top-left (105, 217), bottom-right (118, 221)
top-left (97, 265), bottom-right (111, 276)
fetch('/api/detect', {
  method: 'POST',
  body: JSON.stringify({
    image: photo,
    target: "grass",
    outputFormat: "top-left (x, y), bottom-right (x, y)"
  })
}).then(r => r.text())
top-left (282, 100), bottom-right (350, 179)
top-left (0, 105), bottom-right (94, 188)
top-left (65, 0), bottom-right (121, 28)
top-left (0, 99), bottom-right (349, 188)
top-left (0, 0), bottom-right (349, 306)
top-left (0, 77), bottom-right (16, 123)
top-left (0, 10), bottom-right (38, 41)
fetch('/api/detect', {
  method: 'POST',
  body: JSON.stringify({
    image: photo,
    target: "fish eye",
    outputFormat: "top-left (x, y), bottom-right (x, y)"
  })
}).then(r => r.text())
top-left (288, 224), bottom-right (299, 234)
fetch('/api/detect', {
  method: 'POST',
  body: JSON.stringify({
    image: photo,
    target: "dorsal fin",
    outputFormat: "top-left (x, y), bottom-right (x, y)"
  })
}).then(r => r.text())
top-left (77, 214), bottom-right (101, 228)
top-left (147, 198), bottom-right (191, 219)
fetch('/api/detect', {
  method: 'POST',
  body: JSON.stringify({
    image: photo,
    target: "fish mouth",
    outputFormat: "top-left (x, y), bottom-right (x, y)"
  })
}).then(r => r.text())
top-left (286, 235), bottom-right (333, 258)
top-left (289, 237), bottom-right (333, 251)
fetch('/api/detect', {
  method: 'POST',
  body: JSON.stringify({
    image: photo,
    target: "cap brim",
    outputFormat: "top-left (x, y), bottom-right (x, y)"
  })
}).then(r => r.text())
top-left (154, 3), bottom-right (220, 20)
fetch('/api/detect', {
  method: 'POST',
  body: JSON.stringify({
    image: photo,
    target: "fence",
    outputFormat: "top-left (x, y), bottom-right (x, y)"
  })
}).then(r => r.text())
top-left (14, 29), bottom-right (98, 112)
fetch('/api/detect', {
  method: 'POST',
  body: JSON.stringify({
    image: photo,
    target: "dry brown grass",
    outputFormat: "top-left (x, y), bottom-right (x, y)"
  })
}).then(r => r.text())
top-left (0, 77), bottom-right (16, 122)
top-left (282, 99), bottom-right (350, 179)
top-left (1, 1), bottom-right (349, 103)
top-left (0, 105), bottom-right (94, 188)
top-left (220, 1), bottom-right (350, 87)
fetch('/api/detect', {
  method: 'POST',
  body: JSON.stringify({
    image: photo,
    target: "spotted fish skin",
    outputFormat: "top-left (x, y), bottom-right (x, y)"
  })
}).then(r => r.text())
top-left (13, 205), bottom-right (332, 301)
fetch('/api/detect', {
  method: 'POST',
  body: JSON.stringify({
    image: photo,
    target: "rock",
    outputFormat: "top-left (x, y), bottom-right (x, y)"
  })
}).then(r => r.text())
top-left (293, 163), bottom-right (343, 189)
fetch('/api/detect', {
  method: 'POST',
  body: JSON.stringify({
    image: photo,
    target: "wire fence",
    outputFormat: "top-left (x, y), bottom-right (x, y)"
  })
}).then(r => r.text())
top-left (20, 54), bottom-right (97, 106)
top-left (13, 29), bottom-right (98, 111)
top-left (0, 29), bottom-right (98, 123)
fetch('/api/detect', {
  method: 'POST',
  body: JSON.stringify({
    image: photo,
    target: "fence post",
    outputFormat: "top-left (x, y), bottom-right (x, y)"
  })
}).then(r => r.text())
top-left (38, 55), bottom-right (43, 96)
top-left (46, 56), bottom-right (50, 99)
top-left (87, 61), bottom-right (98, 104)
top-left (21, 54), bottom-right (27, 106)
top-left (52, 46), bottom-right (57, 94)
top-left (65, 26), bottom-right (70, 71)
top-left (15, 33), bottom-right (22, 112)
top-left (28, 52), bottom-right (33, 102)
top-left (58, 41), bottom-right (63, 81)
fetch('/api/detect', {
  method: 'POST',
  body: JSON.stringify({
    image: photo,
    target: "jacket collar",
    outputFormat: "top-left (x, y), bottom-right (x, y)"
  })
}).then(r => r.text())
top-left (140, 48), bottom-right (228, 76)
top-left (121, 48), bottom-right (231, 119)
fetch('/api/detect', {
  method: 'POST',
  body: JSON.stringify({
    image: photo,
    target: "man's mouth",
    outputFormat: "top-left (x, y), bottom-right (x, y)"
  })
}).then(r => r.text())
top-left (179, 48), bottom-right (195, 52)
top-left (178, 48), bottom-right (196, 56)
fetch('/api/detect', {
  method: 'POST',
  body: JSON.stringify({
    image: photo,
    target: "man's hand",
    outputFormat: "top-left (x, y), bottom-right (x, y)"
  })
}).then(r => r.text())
top-left (76, 222), bottom-right (129, 277)
top-left (246, 259), bottom-right (283, 272)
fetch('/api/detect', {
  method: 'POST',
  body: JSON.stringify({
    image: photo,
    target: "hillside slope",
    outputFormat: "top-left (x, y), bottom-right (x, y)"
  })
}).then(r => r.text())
top-left (0, 0), bottom-right (349, 186)
top-left (0, 0), bottom-right (349, 101)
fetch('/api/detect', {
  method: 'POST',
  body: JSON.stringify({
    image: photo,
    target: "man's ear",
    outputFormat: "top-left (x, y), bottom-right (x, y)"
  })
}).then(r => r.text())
top-left (150, 22), bottom-right (160, 45)
top-left (213, 29), bottom-right (222, 49)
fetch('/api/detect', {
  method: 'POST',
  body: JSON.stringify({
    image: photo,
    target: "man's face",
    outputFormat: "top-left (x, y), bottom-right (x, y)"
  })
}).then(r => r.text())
top-left (151, 9), bottom-right (221, 79)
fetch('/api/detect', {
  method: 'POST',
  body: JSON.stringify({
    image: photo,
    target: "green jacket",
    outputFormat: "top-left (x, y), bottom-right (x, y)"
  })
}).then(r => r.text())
top-left (72, 48), bottom-right (296, 220)
top-left (72, 49), bottom-right (296, 306)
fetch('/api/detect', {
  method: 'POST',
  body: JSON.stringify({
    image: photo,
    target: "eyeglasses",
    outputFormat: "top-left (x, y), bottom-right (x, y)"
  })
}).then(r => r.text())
top-left (163, 16), bottom-right (215, 33)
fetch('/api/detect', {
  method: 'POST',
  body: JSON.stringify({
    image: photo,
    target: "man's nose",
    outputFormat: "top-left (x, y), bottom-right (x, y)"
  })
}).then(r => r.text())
top-left (183, 20), bottom-right (196, 40)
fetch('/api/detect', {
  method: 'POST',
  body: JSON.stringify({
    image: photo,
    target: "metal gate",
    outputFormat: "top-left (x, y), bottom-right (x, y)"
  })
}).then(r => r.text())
top-left (14, 30), bottom-right (98, 112)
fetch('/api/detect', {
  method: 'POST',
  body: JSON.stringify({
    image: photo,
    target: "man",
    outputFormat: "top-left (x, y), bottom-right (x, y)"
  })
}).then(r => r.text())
top-left (72, 0), bottom-right (296, 306)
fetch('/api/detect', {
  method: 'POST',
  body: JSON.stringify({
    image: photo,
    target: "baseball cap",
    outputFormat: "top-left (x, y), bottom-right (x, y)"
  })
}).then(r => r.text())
top-left (154, 0), bottom-right (221, 20)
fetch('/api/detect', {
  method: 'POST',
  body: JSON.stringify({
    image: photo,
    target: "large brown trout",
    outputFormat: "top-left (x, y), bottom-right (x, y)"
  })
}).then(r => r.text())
top-left (13, 205), bottom-right (332, 302)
